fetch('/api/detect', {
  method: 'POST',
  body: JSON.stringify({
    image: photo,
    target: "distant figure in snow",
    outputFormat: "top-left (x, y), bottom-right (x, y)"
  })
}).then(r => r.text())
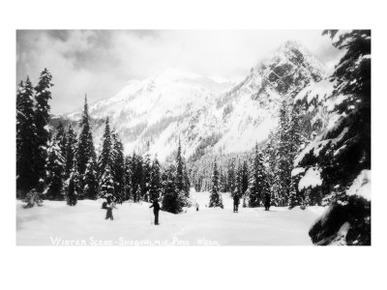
top-left (264, 192), bottom-right (271, 211)
top-left (233, 194), bottom-right (240, 213)
top-left (105, 197), bottom-right (117, 220)
top-left (196, 202), bottom-right (199, 211)
top-left (149, 199), bottom-right (161, 225)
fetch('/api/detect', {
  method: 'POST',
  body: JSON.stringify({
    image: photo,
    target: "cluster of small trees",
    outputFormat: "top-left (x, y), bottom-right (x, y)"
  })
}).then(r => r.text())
top-left (123, 139), bottom-right (191, 214)
top-left (207, 143), bottom-right (270, 209)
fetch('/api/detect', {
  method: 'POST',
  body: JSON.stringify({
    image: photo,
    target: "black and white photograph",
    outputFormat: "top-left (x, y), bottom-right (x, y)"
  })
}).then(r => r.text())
top-left (16, 29), bottom-right (371, 246)
top-left (2, 1), bottom-right (385, 289)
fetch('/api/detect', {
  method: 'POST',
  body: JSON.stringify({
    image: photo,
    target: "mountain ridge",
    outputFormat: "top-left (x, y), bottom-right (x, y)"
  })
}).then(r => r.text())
top-left (57, 41), bottom-right (329, 162)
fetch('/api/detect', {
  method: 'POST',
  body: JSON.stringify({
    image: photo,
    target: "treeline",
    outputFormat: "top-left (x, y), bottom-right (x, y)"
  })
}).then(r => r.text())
top-left (192, 29), bottom-right (370, 222)
top-left (16, 70), bottom-right (191, 213)
top-left (191, 96), bottom-right (308, 209)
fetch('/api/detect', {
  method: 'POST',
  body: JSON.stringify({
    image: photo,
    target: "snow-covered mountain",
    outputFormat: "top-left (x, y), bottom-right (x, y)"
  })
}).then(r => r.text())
top-left (62, 41), bottom-right (328, 162)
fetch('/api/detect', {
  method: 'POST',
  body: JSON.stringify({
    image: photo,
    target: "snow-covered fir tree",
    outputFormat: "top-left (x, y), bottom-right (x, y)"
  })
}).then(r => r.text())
top-left (76, 95), bottom-right (96, 183)
top-left (241, 160), bottom-right (249, 196)
top-left (175, 139), bottom-right (190, 197)
top-left (272, 95), bottom-right (306, 206)
top-left (124, 156), bottom-right (133, 200)
top-left (275, 97), bottom-right (293, 206)
top-left (209, 159), bottom-right (223, 208)
top-left (249, 144), bottom-right (268, 207)
top-left (130, 153), bottom-right (143, 202)
top-left (227, 158), bottom-right (236, 194)
top-left (296, 30), bottom-right (371, 245)
top-left (111, 131), bottom-right (125, 202)
top-left (55, 122), bottom-right (67, 157)
top-left (45, 136), bottom-right (65, 200)
top-left (161, 164), bottom-right (184, 214)
top-left (149, 158), bottom-right (162, 202)
top-left (17, 78), bottom-right (38, 197)
top-left (34, 68), bottom-right (53, 191)
top-left (83, 157), bottom-right (98, 200)
top-left (99, 165), bottom-right (115, 200)
top-left (65, 168), bottom-right (79, 206)
top-left (98, 118), bottom-right (113, 178)
top-left (134, 184), bottom-right (142, 203)
top-left (64, 125), bottom-right (77, 180)
top-left (142, 150), bottom-right (152, 202)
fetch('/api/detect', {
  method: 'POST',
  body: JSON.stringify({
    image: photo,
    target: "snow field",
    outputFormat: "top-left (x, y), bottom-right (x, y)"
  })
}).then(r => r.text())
top-left (17, 191), bottom-right (325, 246)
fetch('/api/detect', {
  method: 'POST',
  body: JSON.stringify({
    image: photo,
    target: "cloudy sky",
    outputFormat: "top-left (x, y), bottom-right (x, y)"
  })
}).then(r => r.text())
top-left (17, 30), bottom-right (341, 115)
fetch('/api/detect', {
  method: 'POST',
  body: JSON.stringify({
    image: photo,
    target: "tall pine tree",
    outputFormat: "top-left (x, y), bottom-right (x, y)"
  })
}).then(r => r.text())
top-left (83, 157), bottom-right (98, 200)
top-left (149, 158), bottom-right (162, 201)
top-left (76, 95), bottom-right (96, 182)
top-left (34, 68), bottom-right (53, 191)
top-left (249, 144), bottom-right (268, 207)
top-left (64, 125), bottom-right (77, 180)
top-left (111, 131), bottom-right (125, 202)
top-left (17, 78), bottom-right (38, 197)
top-left (45, 136), bottom-right (65, 200)
top-left (209, 159), bottom-right (223, 208)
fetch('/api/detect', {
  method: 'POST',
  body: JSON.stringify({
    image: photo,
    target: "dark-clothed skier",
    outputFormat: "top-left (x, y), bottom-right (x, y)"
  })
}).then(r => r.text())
top-left (149, 199), bottom-right (161, 225)
top-left (264, 192), bottom-right (271, 211)
top-left (105, 197), bottom-right (117, 220)
top-left (233, 194), bottom-right (240, 213)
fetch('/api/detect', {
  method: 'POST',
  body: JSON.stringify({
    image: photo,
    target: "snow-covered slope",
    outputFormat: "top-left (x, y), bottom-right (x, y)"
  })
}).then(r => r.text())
top-left (63, 41), bottom-right (328, 162)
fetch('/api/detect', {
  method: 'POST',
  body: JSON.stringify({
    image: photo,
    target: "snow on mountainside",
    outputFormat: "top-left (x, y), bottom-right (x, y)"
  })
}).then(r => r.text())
top-left (63, 41), bottom-right (329, 162)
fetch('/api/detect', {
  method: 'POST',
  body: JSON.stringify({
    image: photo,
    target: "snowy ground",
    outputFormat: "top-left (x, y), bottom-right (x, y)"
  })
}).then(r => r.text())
top-left (17, 191), bottom-right (326, 246)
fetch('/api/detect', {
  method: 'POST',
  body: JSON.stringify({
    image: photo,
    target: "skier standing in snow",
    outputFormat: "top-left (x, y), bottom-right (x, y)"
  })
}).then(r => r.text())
top-left (264, 192), bottom-right (271, 211)
top-left (149, 199), bottom-right (161, 225)
top-left (105, 197), bottom-right (117, 220)
top-left (233, 193), bottom-right (240, 213)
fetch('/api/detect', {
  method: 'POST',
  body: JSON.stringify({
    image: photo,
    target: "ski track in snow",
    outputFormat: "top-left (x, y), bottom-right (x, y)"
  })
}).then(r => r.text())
top-left (17, 191), bottom-right (324, 246)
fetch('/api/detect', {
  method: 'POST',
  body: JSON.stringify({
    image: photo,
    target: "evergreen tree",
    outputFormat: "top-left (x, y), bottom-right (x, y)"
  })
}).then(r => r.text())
top-left (34, 68), bottom-right (53, 190)
top-left (83, 157), bottom-right (98, 200)
top-left (175, 139), bottom-right (190, 197)
top-left (264, 131), bottom-right (280, 205)
top-left (111, 131), bottom-right (125, 202)
top-left (45, 136), bottom-right (65, 200)
top-left (241, 160), bottom-right (249, 196)
top-left (124, 156), bottom-right (133, 200)
top-left (235, 161), bottom-right (243, 197)
top-left (275, 97), bottom-right (293, 206)
top-left (249, 144), bottom-right (268, 207)
top-left (64, 125), bottom-right (77, 179)
top-left (55, 122), bottom-right (67, 158)
top-left (65, 168), bottom-right (79, 206)
top-left (130, 153), bottom-right (143, 202)
top-left (298, 30), bottom-right (371, 245)
top-left (161, 164), bottom-right (184, 213)
top-left (76, 95), bottom-right (96, 178)
top-left (16, 78), bottom-right (38, 197)
top-left (98, 118), bottom-right (113, 178)
top-left (182, 162), bottom-right (191, 195)
top-left (99, 165), bottom-right (115, 200)
top-left (227, 158), bottom-right (236, 193)
top-left (209, 159), bottom-right (223, 208)
top-left (288, 178), bottom-right (304, 209)
top-left (149, 158), bottom-right (162, 201)
top-left (134, 185), bottom-right (142, 203)
top-left (142, 151), bottom-right (152, 201)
